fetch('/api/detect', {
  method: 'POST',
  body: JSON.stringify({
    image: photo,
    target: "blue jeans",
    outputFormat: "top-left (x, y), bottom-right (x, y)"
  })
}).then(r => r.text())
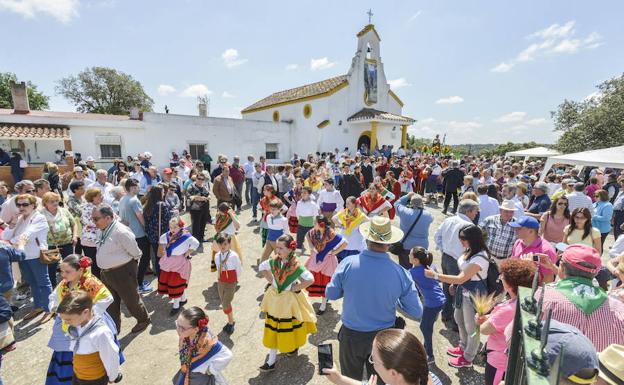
top-left (245, 178), bottom-right (253, 206)
top-left (441, 253), bottom-right (460, 321)
top-left (252, 189), bottom-right (260, 218)
top-left (19, 258), bottom-right (52, 312)
top-left (420, 305), bottom-right (443, 358)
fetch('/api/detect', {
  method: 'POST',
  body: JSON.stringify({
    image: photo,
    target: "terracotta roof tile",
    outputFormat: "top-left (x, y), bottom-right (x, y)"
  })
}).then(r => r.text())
top-left (347, 108), bottom-right (415, 124)
top-left (0, 109), bottom-right (130, 121)
top-left (242, 75), bottom-right (349, 113)
top-left (0, 123), bottom-right (70, 139)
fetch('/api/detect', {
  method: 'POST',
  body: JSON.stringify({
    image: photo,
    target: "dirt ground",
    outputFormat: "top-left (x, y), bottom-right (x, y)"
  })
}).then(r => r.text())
top-left (2, 199), bottom-right (615, 385)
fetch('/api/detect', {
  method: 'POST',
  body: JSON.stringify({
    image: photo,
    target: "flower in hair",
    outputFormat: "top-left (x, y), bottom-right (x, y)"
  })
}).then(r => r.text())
top-left (79, 257), bottom-right (92, 269)
top-left (288, 240), bottom-right (297, 250)
top-left (178, 219), bottom-right (185, 228)
top-left (197, 317), bottom-right (208, 329)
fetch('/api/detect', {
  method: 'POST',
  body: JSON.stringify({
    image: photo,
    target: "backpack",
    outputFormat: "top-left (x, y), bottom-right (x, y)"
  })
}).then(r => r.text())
top-left (476, 256), bottom-right (503, 296)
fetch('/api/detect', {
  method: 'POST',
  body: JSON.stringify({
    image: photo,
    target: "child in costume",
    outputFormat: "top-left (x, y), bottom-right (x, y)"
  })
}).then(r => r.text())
top-left (46, 255), bottom-right (121, 385)
top-left (305, 216), bottom-right (347, 314)
top-left (211, 203), bottom-right (242, 271)
top-left (317, 178), bottom-right (344, 221)
top-left (294, 186), bottom-right (319, 253)
top-left (259, 200), bottom-right (289, 264)
top-left (214, 234), bottom-right (242, 335)
top-left (356, 183), bottom-right (393, 218)
top-left (57, 291), bottom-right (122, 385)
top-left (332, 196), bottom-right (368, 262)
top-left (158, 218), bottom-right (200, 316)
top-left (173, 306), bottom-right (232, 385)
top-left (285, 178), bottom-right (304, 233)
top-left (257, 185), bottom-right (279, 248)
top-left (258, 234), bottom-right (317, 372)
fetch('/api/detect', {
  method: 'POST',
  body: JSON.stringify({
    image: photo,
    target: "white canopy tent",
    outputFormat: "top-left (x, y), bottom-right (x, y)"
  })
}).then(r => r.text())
top-left (505, 146), bottom-right (561, 158)
top-left (540, 145), bottom-right (624, 181)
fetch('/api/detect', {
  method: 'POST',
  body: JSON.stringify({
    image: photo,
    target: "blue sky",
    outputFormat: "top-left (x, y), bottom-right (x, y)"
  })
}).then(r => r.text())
top-left (1, 0), bottom-right (622, 144)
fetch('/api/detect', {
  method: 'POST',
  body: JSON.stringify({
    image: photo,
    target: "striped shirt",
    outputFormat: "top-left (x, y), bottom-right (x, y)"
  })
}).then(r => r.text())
top-left (538, 284), bottom-right (624, 351)
top-left (480, 215), bottom-right (517, 259)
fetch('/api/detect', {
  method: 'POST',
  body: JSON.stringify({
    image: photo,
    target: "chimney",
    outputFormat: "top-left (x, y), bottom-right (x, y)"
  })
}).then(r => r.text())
top-left (10, 81), bottom-right (30, 114)
top-left (197, 96), bottom-right (209, 117)
top-left (129, 107), bottom-right (140, 120)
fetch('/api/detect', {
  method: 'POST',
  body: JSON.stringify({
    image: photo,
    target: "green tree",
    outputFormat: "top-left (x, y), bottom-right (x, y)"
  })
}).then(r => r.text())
top-left (406, 134), bottom-right (431, 150)
top-left (56, 67), bottom-right (153, 115)
top-left (552, 74), bottom-right (624, 153)
top-left (0, 72), bottom-right (50, 110)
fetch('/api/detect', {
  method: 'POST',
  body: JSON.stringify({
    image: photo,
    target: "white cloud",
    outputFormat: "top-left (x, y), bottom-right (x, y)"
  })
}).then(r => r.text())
top-left (285, 64), bottom-right (298, 70)
top-left (388, 78), bottom-right (411, 90)
top-left (447, 121), bottom-right (482, 130)
top-left (495, 111), bottom-right (527, 123)
top-left (221, 91), bottom-right (235, 99)
top-left (435, 96), bottom-right (464, 105)
top-left (221, 48), bottom-right (248, 68)
top-left (420, 117), bottom-right (436, 124)
top-left (491, 20), bottom-right (602, 73)
top-left (310, 57), bottom-right (336, 71)
top-left (407, 10), bottom-right (422, 23)
top-left (0, 0), bottom-right (79, 23)
top-left (491, 62), bottom-right (514, 73)
top-left (157, 84), bottom-right (176, 96)
top-left (180, 84), bottom-right (212, 97)
top-left (526, 118), bottom-right (547, 125)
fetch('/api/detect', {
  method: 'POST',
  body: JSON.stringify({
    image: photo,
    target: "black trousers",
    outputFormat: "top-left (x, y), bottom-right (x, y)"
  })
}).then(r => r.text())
top-left (338, 326), bottom-right (383, 384)
top-left (135, 236), bottom-right (151, 285)
top-left (396, 247), bottom-right (411, 270)
top-left (485, 362), bottom-right (498, 385)
top-left (190, 208), bottom-right (210, 243)
top-left (443, 190), bottom-right (459, 213)
top-left (614, 210), bottom-right (624, 239)
top-left (82, 245), bottom-right (99, 278)
top-left (296, 225), bottom-right (313, 251)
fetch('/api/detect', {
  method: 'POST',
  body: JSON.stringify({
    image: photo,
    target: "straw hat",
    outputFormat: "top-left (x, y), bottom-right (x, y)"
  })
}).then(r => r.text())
top-left (500, 200), bottom-right (518, 211)
top-left (359, 216), bottom-right (404, 244)
top-left (598, 344), bottom-right (624, 385)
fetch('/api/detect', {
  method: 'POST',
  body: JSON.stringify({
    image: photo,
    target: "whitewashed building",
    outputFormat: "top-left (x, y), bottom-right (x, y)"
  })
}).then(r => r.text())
top-left (0, 24), bottom-right (414, 171)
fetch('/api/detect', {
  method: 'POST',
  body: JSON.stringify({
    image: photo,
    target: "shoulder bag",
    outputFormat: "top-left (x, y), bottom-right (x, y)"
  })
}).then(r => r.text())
top-left (37, 216), bottom-right (61, 265)
top-left (389, 208), bottom-right (424, 255)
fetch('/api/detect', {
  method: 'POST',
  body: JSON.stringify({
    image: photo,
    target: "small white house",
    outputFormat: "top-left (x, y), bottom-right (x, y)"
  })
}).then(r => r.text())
top-left (0, 24), bottom-right (414, 170)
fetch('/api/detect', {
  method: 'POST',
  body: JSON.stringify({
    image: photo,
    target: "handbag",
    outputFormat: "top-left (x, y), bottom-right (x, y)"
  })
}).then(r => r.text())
top-left (37, 218), bottom-right (62, 265)
top-left (0, 318), bottom-right (15, 352)
top-left (389, 208), bottom-right (424, 255)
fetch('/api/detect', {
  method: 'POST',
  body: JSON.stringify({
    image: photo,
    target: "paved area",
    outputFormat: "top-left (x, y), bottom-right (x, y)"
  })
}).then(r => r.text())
top-left (3, 199), bottom-right (615, 385)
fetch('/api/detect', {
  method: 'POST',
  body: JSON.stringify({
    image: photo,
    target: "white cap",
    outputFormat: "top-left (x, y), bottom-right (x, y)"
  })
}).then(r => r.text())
top-left (86, 156), bottom-right (95, 162)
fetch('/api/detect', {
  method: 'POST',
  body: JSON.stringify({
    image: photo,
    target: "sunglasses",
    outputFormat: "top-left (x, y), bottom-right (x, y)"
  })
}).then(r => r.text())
top-left (16, 202), bottom-right (32, 208)
top-left (556, 202), bottom-right (567, 206)
top-left (91, 216), bottom-right (103, 222)
top-left (25, 189), bottom-right (35, 193)
top-left (574, 215), bottom-right (587, 220)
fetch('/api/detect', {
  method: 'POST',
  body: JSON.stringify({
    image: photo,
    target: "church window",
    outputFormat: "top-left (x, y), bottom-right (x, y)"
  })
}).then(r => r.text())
top-left (265, 143), bottom-right (279, 160)
top-left (366, 43), bottom-right (373, 59)
top-left (303, 104), bottom-right (312, 118)
top-left (272, 110), bottom-right (280, 122)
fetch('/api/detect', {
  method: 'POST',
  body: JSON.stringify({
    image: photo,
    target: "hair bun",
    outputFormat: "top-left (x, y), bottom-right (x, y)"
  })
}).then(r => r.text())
top-left (78, 257), bottom-right (92, 269)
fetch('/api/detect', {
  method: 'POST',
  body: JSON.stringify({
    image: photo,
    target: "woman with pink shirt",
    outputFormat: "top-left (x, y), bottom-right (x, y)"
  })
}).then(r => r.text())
top-left (585, 176), bottom-right (600, 202)
top-left (476, 259), bottom-right (536, 385)
top-left (540, 196), bottom-right (570, 244)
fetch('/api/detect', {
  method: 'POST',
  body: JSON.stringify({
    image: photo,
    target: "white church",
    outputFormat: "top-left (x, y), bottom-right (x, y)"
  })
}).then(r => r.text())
top-left (0, 24), bottom-right (415, 171)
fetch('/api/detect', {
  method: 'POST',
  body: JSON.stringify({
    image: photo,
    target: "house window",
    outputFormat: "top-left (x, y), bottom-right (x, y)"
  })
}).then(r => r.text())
top-left (272, 111), bottom-right (280, 122)
top-left (99, 144), bottom-right (122, 159)
top-left (303, 104), bottom-right (312, 118)
top-left (189, 144), bottom-right (206, 160)
top-left (265, 143), bottom-right (279, 160)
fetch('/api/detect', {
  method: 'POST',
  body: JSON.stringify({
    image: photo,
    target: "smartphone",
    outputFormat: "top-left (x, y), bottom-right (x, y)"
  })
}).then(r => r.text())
top-left (318, 343), bottom-right (333, 375)
top-left (532, 253), bottom-right (539, 262)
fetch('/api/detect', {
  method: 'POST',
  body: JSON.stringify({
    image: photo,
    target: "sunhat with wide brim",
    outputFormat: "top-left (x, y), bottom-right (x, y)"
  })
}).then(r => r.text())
top-left (359, 216), bottom-right (404, 244)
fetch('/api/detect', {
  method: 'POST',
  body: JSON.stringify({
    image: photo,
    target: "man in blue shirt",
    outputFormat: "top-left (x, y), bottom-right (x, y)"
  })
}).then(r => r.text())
top-left (393, 192), bottom-right (434, 269)
top-left (0, 239), bottom-right (26, 315)
top-left (525, 182), bottom-right (551, 220)
top-left (326, 217), bottom-right (423, 382)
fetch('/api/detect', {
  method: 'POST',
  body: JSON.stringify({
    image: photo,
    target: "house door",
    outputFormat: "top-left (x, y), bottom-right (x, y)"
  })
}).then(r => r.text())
top-left (357, 132), bottom-right (371, 154)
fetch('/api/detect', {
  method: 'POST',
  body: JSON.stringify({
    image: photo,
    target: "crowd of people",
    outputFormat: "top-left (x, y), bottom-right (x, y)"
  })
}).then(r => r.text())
top-left (0, 145), bottom-right (623, 385)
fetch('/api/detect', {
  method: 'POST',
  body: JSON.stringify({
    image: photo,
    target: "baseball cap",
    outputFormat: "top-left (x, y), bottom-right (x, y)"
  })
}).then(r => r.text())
top-left (508, 216), bottom-right (540, 229)
top-left (163, 168), bottom-right (173, 174)
top-left (542, 320), bottom-right (599, 383)
top-left (560, 244), bottom-right (601, 274)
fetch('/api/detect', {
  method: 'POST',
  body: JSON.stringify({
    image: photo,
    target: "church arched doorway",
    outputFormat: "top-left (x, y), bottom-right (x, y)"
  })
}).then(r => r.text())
top-left (357, 131), bottom-right (371, 153)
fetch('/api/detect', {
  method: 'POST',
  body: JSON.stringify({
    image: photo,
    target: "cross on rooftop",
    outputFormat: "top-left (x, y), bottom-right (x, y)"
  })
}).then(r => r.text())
top-left (367, 9), bottom-right (373, 24)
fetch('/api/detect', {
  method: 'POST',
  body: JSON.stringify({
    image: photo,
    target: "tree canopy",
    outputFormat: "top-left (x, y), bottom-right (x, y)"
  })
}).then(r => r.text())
top-left (552, 73), bottom-right (624, 153)
top-left (56, 67), bottom-right (153, 115)
top-left (0, 72), bottom-right (50, 110)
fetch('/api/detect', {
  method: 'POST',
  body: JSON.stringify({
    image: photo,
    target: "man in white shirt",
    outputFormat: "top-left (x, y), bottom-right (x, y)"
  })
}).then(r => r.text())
top-left (433, 199), bottom-right (479, 328)
top-left (567, 182), bottom-right (594, 215)
top-left (251, 163), bottom-right (265, 221)
top-left (92, 169), bottom-right (114, 204)
top-left (476, 184), bottom-right (500, 225)
top-left (243, 155), bottom-right (255, 206)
